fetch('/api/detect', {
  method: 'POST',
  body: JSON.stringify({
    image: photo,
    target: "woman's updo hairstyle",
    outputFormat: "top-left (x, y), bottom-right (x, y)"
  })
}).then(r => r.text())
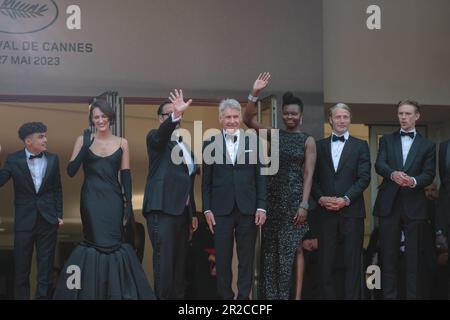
top-left (282, 91), bottom-right (304, 113)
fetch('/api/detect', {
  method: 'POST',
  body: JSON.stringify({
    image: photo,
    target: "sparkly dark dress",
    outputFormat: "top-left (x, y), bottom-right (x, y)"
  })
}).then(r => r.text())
top-left (259, 130), bottom-right (310, 299)
top-left (54, 148), bottom-right (155, 300)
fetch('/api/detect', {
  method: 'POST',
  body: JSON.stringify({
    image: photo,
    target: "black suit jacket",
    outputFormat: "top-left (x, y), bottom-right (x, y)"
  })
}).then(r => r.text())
top-left (0, 150), bottom-right (63, 231)
top-left (437, 139), bottom-right (450, 230)
top-left (374, 131), bottom-right (436, 219)
top-left (202, 130), bottom-right (266, 216)
top-left (312, 135), bottom-right (371, 218)
top-left (142, 116), bottom-right (197, 217)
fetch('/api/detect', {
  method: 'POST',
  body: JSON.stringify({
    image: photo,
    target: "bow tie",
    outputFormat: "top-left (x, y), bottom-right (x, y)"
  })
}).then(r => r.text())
top-left (225, 134), bottom-right (237, 143)
top-left (400, 131), bottom-right (415, 139)
top-left (29, 152), bottom-right (43, 160)
top-left (332, 134), bottom-right (346, 143)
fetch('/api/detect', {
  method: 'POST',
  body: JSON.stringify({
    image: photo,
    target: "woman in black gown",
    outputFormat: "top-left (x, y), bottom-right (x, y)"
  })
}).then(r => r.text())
top-left (244, 73), bottom-right (317, 300)
top-left (54, 100), bottom-right (154, 299)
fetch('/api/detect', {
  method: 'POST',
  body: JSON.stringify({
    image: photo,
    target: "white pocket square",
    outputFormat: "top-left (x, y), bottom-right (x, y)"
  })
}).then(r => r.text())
top-left (244, 149), bottom-right (253, 153)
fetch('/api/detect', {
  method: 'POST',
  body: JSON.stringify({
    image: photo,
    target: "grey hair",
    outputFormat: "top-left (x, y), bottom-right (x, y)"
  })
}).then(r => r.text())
top-left (328, 103), bottom-right (351, 118)
top-left (219, 98), bottom-right (241, 117)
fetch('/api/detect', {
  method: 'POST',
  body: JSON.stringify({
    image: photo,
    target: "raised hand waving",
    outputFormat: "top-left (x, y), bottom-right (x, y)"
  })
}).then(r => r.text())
top-left (169, 89), bottom-right (192, 118)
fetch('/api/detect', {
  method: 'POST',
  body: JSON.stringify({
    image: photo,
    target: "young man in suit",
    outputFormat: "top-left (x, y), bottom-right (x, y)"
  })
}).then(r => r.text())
top-left (312, 103), bottom-right (371, 299)
top-left (142, 90), bottom-right (198, 300)
top-left (374, 100), bottom-right (436, 299)
top-left (202, 98), bottom-right (267, 300)
top-left (0, 122), bottom-right (63, 299)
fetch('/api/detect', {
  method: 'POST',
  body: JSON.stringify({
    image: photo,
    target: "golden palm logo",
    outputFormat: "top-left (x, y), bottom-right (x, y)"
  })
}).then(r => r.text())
top-left (0, 0), bottom-right (48, 19)
top-left (0, 0), bottom-right (58, 34)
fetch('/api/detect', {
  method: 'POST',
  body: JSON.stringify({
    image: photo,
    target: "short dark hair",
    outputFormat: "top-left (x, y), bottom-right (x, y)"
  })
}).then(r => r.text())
top-left (282, 91), bottom-right (304, 113)
top-left (18, 122), bottom-right (47, 141)
top-left (397, 99), bottom-right (420, 113)
top-left (88, 99), bottom-right (116, 126)
top-left (157, 100), bottom-right (171, 116)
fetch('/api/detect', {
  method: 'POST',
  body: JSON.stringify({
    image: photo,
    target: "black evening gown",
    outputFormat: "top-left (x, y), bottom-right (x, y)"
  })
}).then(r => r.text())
top-left (54, 148), bottom-right (155, 299)
top-left (259, 130), bottom-right (310, 299)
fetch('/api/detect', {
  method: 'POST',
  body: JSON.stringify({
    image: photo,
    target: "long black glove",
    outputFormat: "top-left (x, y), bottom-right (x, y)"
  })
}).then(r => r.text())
top-left (67, 129), bottom-right (94, 177)
top-left (121, 169), bottom-right (136, 247)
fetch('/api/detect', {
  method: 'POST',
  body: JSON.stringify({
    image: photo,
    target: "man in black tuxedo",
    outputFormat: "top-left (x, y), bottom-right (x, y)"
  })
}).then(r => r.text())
top-left (312, 103), bottom-right (371, 299)
top-left (0, 122), bottom-right (63, 299)
top-left (374, 100), bottom-right (436, 299)
top-left (202, 98), bottom-right (267, 300)
top-left (142, 90), bottom-right (198, 300)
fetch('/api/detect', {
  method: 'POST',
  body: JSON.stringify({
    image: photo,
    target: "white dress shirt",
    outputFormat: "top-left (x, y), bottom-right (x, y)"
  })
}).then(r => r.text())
top-left (223, 129), bottom-right (240, 165)
top-left (331, 131), bottom-right (349, 172)
top-left (400, 128), bottom-right (416, 165)
top-left (25, 149), bottom-right (47, 193)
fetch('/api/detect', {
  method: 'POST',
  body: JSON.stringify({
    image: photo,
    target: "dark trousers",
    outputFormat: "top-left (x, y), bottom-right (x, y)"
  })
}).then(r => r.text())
top-left (147, 209), bottom-right (189, 300)
top-left (14, 214), bottom-right (57, 300)
top-left (318, 213), bottom-right (364, 299)
top-left (214, 205), bottom-right (257, 300)
top-left (302, 249), bottom-right (321, 300)
top-left (379, 195), bottom-right (423, 300)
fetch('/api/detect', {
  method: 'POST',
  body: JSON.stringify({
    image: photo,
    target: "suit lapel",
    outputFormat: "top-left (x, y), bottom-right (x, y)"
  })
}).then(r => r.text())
top-left (187, 144), bottom-right (199, 175)
top-left (168, 139), bottom-right (177, 151)
top-left (403, 133), bottom-right (423, 172)
top-left (324, 137), bottom-right (334, 173)
top-left (221, 133), bottom-right (233, 165)
top-left (182, 142), bottom-right (194, 175)
top-left (235, 129), bottom-right (246, 165)
top-left (170, 140), bottom-right (190, 174)
top-left (18, 151), bottom-right (36, 194)
top-left (393, 132), bottom-right (404, 170)
top-left (336, 136), bottom-right (353, 173)
top-left (39, 152), bottom-right (53, 194)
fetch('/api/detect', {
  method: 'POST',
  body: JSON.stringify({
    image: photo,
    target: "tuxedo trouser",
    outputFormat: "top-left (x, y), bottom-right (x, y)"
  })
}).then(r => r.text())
top-left (318, 212), bottom-right (364, 299)
top-left (379, 195), bottom-right (424, 300)
top-left (147, 209), bottom-right (189, 300)
top-left (214, 205), bottom-right (257, 300)
top-left (14, 214), bottom-right (57, 300)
